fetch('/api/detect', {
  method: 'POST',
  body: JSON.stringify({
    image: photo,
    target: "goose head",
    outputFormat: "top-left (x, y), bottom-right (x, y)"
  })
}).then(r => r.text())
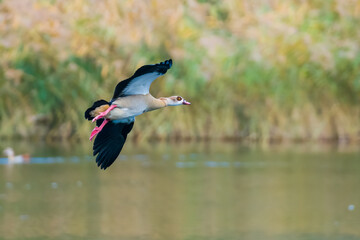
top-left (3, 147), bottom-right (14, 158)
top-left (163, 96), bottom-right (191, 106)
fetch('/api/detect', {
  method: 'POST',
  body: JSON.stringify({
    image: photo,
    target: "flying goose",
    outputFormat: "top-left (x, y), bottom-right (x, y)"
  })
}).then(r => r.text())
top-left (85, 59), bottom-right (190, 169)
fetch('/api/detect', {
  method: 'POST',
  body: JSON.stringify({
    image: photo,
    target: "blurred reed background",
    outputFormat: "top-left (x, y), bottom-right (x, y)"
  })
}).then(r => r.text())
top-left (0, 0), bottom-right (360, 142)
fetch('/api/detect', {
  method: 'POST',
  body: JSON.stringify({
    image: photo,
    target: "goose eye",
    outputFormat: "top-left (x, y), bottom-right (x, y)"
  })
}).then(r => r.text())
top-left (176, 96), bottom-right (182, 101)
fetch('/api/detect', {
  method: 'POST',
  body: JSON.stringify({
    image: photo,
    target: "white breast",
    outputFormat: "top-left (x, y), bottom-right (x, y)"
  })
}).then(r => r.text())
top-left (108, 102), bottom-right (147, 120)
top-left (109, 95), bottom-right (156, 120)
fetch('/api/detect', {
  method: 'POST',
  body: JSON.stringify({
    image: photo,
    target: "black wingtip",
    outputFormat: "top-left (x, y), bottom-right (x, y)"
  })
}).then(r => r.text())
top-left (161, 59), bottom-right (172, 68)
top-left (97, 158), bottom-right (108, 170)
top-left (95, 144), bottom-right (121, 170)
top-left (155, 59), bottom-right (173, 74)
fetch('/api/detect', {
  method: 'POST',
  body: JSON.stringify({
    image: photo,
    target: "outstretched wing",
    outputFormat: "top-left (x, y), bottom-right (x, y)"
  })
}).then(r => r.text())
top-left (93, 120), bottom-right (134, 169)
top-left (111, 59), bottom-right (172, 101)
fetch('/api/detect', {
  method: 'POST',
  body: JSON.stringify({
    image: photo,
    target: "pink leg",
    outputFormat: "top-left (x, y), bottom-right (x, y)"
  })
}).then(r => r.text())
top-left (89, 119), bottom-right (109, 141)
top-left (92, 105), bottom-right (117, 122)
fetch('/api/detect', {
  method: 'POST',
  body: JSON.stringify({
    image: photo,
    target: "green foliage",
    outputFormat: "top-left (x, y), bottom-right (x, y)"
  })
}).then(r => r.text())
top-left (0, 0), bottom-right (359, 141)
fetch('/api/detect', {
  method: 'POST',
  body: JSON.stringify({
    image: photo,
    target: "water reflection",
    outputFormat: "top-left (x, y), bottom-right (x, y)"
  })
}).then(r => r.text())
top-left (0, 142), bottom-right (360, 240)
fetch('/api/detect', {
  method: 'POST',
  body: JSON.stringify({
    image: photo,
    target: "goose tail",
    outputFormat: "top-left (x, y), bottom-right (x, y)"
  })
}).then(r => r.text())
top-left (84, 100), bottom-right (110, 121)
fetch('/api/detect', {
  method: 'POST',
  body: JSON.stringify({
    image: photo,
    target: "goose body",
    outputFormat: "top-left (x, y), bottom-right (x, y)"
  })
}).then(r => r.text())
top-left (85, 59), bottom-right (190, 169)
top-left (105, 94), bottom-right (166, 120)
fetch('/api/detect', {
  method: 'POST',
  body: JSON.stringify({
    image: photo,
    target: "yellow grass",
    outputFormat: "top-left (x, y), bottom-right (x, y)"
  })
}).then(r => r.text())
top-left (0, 0), bottom-right (360, 142)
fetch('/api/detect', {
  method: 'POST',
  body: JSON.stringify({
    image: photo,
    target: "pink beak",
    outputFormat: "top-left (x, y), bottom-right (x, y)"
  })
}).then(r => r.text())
top-left (183, 100), bottom-right (191, 105)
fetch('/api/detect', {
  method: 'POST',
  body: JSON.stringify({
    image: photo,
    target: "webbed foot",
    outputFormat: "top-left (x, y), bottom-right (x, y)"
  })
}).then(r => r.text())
top-left (89, 119), bottom-right (110, 141)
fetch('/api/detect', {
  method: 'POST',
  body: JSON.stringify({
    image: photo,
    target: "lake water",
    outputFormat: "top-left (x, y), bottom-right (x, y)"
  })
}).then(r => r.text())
top-left (1, 141), bottom-right (360, 240)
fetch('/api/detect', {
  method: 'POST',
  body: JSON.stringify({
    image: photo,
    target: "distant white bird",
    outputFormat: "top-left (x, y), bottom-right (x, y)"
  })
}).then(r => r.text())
top-left (3, 147), bottom-right (30, 164)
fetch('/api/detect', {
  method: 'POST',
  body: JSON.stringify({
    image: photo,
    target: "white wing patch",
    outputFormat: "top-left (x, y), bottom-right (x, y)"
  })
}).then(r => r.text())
top-left (121, 72), bottom-right (161, 95)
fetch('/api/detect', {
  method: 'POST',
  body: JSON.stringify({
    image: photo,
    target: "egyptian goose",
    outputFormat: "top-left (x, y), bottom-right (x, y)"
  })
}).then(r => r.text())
top-left (3, 147), bottom-right (30, 164)
top-left (85, 59), bottom-right (190, 169)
